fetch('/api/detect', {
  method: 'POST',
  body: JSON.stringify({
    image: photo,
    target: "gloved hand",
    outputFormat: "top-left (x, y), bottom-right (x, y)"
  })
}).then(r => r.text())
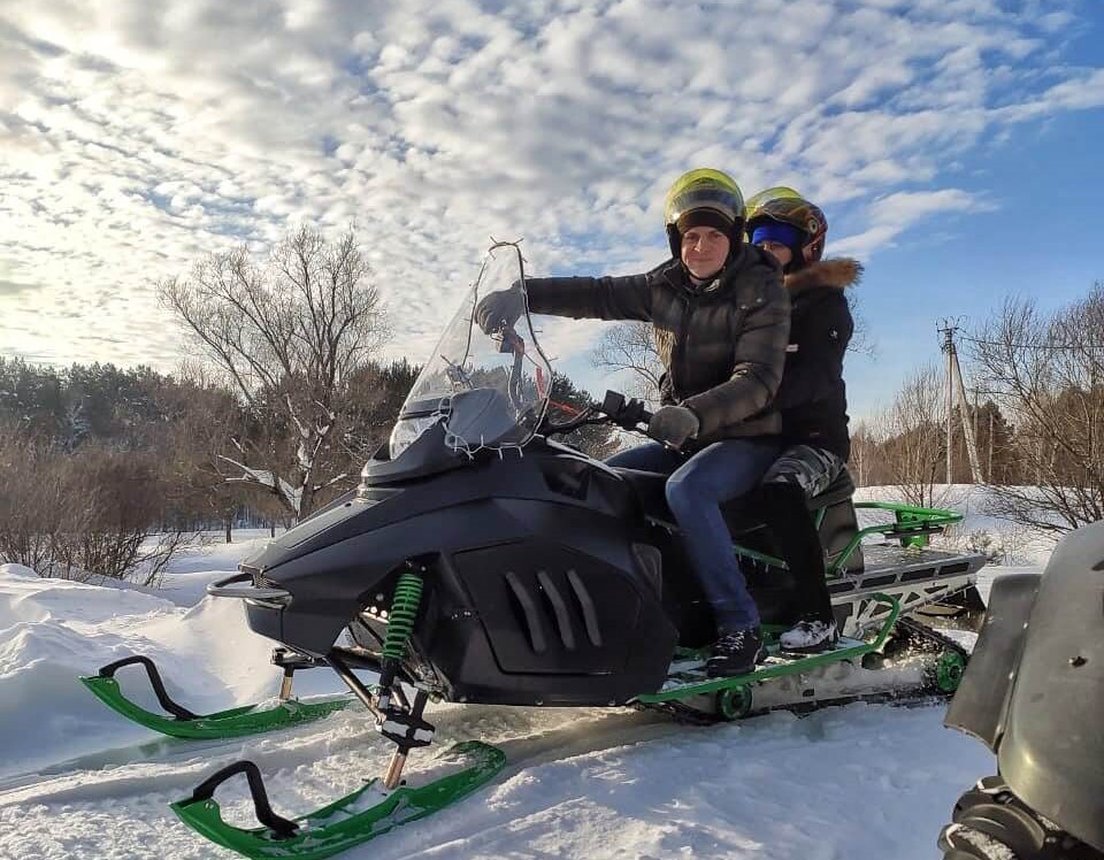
top-left (648, 405), bottom-right (700, 449)
top-left (474, 287), bottom-right (524, 334)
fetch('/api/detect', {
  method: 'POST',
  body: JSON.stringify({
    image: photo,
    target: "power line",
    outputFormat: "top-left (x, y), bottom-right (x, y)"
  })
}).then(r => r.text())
top-left (958, 333), bottom-right (1104, 351)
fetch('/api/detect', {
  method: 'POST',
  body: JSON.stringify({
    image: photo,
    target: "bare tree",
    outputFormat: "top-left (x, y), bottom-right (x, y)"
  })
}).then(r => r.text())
top-left (849, 419), bottom-right (877, 487)
top-left (845, 292), bottom-right (877, 359)
top-left (875, 364), bottom-right (946, 507)
top-left (157, 369), bottom-right (256, 541)
top-left (967, 288), bottom-right (1104, 532)
top-left (590, 322), bottom-right (663, 403)
top-left (0, 427), bottom-right (191, 585)
top-left (160, 225), bottom-right (388, 521)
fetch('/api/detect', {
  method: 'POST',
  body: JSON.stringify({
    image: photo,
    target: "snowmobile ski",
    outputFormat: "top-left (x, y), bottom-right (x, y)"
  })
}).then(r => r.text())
top-left (79, 655), bottom-right (352, 740)
top-left (169, 740), bottom-right (506, 860)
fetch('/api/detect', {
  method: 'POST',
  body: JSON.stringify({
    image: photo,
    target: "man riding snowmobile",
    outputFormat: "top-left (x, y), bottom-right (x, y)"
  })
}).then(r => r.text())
top-left (477, 167), bottom-right (790, 677)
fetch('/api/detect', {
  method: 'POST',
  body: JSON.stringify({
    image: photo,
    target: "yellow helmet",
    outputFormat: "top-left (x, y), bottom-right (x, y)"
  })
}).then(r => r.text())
top-left (663, 168), bottom-right (745, 258)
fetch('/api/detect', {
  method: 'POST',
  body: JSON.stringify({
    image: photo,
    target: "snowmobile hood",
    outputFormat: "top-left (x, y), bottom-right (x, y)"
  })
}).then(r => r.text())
top-left (980, 522), bottom-right (1104, 851)
top-left (944, 572), bottom-right (1040, 750)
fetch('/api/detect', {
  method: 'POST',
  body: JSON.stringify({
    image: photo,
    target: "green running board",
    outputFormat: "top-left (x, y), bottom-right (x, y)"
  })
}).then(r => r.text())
top-left (80, 655), bottom-right (351, 739)
top-left (170, 741), bottom-right (507, 860)
top-left (636, 592), bottom-right (902, 703)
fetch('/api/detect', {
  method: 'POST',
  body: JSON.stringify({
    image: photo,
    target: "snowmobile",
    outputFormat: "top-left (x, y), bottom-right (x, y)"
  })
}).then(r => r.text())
top-left (80, 241), bottom-right (986, 859)
top-left (938, 520), bottom-right (1104, 860)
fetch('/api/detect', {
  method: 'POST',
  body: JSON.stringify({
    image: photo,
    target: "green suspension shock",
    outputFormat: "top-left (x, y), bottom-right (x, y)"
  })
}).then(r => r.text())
top-left (376, 568), bottom-right (424, 710)
top-left (382, 569), bottom-right (424, 661)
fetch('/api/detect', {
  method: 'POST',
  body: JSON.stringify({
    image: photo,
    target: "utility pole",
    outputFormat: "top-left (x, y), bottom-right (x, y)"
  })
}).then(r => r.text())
top-left (971, 386), bottom-right (980, 472)
top-left (993, 406), bottom-right (1002, 481)
top-left (939, 321), bottom-right (983, 484)
top-left (940, 324), bottom-right (954, 485)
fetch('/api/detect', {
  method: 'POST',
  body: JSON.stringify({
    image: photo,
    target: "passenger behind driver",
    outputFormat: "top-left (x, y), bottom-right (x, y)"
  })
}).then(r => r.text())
top-left (745, 187), bottom-right (862, 654)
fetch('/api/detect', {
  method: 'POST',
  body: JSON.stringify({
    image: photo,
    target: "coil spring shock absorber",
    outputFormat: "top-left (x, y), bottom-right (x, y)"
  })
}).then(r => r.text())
top-left (377, 567), bottom-right (424, 708)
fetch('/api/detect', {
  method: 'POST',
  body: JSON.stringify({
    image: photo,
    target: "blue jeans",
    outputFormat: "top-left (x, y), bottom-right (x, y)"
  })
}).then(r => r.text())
top-left (606, 438), bottom-right (781, 630)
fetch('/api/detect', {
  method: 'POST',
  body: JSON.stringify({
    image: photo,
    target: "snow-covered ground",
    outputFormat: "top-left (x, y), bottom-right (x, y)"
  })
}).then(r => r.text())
top-left (0, 500), bottom-right (1049, 860)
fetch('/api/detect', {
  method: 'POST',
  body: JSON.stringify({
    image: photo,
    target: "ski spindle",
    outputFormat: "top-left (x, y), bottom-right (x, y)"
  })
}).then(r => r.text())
top-left (384, 751), bottom-right (408, 790)
top-left (278, 666), bottom-right (294, 701)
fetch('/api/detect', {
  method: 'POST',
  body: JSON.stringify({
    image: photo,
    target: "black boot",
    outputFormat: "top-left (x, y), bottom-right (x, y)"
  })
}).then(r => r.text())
top-left (759, 481), bottom-right (836, 629)
top-left (706, 626), bottom-right (764, 678)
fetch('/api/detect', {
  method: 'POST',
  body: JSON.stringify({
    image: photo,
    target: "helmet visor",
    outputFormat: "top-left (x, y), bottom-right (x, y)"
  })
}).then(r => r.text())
top-left (746, 186), bottom-right (804, 219)
top-left (665, 186), bottom-right (742, 225)
top-left (664, 168), bottom-right (745, 226)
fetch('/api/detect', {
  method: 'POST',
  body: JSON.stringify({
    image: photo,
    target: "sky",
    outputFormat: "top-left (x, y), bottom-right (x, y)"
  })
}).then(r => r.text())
top-left (2, 0), bottom-right (1103, 421)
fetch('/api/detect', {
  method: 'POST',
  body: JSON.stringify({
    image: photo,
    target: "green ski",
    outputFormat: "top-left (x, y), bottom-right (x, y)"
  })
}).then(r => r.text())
top-left (170, 740), bottom-right (506, 860)
top-left (80, 655), bottom-right (352, 740)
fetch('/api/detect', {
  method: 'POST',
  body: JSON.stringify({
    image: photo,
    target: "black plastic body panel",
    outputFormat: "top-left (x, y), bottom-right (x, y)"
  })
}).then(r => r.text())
top-left (997, 522), bottom-right (1104, 852)
top-left (242, 440), bottom-right (677, 704)
top-left (945, 573), bottom-right (1041, 748)
top-left (238, 435), bottom-right (968, 710)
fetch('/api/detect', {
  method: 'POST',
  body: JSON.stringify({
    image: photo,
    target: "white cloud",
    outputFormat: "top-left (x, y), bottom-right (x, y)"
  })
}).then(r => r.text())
top-left (831, 189), bottom-right (997, 258)
top-left (0, 0), bottom-right (1100, 375)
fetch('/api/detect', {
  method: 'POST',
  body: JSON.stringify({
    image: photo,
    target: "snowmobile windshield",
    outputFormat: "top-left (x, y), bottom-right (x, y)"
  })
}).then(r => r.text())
top-left (389, 241), bottom-right (554, 460)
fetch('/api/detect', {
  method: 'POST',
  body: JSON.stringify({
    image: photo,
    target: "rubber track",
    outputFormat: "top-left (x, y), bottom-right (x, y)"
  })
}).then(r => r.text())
top-left (637, 618), bottom-right (969, 726)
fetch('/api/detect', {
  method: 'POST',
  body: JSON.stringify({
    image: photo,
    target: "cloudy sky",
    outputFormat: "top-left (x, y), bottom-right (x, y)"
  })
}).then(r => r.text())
top-left (3, 0), bottom-right (1103, 419)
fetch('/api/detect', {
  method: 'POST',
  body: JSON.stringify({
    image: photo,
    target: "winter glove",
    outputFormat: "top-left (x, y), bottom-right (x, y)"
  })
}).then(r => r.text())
top-left (648, 405), bottom-right (700, 450)
top-left (474, 286), bottom-right (524, 334)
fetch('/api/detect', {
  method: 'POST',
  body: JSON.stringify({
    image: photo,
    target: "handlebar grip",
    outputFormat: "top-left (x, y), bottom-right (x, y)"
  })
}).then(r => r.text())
top-left (600, 390), bottom-right (652, 430)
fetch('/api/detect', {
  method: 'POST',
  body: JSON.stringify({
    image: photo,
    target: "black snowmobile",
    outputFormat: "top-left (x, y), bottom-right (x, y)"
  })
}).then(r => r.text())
top-left (939, 520), bottom-right (1104, 860)
top-left (81, 242), bottom-right (987, 859)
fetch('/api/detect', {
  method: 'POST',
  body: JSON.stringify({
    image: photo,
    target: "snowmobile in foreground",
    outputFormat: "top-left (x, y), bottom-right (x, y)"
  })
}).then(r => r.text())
top-left (81, 242), bottom-right (986, 859)
top-left (939, 520), bottom-right (1104, 860)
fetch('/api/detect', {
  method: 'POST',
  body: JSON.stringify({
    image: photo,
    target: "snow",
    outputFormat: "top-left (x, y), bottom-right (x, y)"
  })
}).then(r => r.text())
top-left (0, 497), bottom-right (1042, 859)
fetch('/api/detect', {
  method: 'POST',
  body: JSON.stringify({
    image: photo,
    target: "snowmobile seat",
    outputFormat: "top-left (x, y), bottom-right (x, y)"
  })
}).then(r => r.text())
top-left (612, 465), bottom-right (864, 581)
top-left (612, 465), bottom-right (855, 525)
top-left (804, 467), bottom-right (855, 509)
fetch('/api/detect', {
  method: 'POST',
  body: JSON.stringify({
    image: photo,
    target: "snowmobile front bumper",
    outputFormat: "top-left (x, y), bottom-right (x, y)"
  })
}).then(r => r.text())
top-left (170, 740), bottom-right (506, 860)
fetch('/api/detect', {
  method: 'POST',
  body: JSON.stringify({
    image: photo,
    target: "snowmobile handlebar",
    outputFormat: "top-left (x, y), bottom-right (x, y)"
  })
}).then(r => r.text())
top-left (537, 389), bottom-right (653, 439)
top-left (598, 390), bottom-right (654, 429)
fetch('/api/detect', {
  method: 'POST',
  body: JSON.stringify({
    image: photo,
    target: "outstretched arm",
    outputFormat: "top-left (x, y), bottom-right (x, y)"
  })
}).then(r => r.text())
top-left (523, 273), bottom-right (655, 322)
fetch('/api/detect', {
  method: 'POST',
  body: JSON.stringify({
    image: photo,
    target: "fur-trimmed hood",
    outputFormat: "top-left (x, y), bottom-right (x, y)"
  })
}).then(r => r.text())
top-left (784, 258), bottom-right (862, 295)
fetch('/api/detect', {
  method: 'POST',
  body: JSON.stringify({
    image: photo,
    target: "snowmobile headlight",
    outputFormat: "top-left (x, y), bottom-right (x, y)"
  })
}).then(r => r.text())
top-left (389, 414), bottom-right (443, 459)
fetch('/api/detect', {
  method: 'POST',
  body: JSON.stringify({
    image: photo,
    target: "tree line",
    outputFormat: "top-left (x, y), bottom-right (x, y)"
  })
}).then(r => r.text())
top-left (851, 285), bottom-right (1104, 532)
top-left (0, 225), bottom-right (615, 584)
top-left (0, 354), bottom-right (421, 582)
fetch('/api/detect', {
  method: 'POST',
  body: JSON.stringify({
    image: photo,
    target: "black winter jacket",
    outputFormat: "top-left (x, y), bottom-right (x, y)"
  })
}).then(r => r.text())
top-left (523, 245), bottom-right (790, 445)
top-left (773, 258), bottom-right (860, 460)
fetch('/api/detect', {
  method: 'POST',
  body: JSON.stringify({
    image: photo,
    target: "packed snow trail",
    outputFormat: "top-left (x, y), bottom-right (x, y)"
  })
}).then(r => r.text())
top-left (0, 695), bottom-right (994, 859)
